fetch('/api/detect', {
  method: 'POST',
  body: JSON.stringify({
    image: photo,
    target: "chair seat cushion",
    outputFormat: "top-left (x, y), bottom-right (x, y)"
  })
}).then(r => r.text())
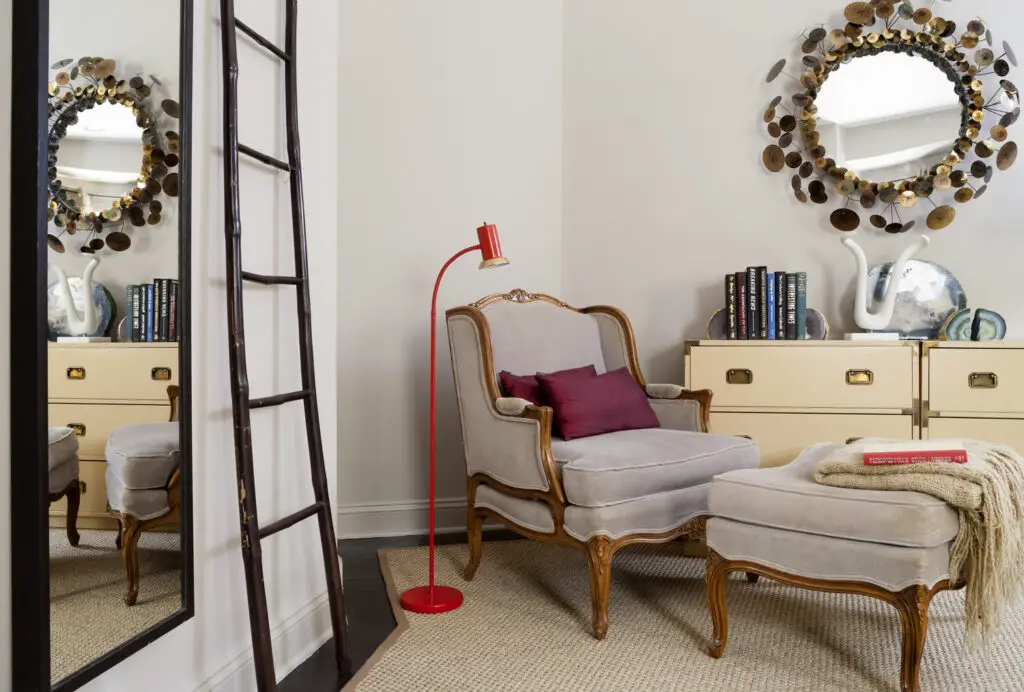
top-left (552, 428), bottom-right (759, 507)
top-left (106, 423), bottom-right (180, 490)
top-left (105, 467), bottom-right (171, 520)
top-left (49, 457), bottom-right (79, 495)
top-left (48, 426), bottom-right (79, 472)
top-left (708, 442), bottom-right (960, 549)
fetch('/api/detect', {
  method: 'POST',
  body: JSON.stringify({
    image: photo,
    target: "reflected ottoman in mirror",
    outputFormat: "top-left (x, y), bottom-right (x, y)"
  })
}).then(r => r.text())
top-left (762, 2), bottom-right (1018, 233)
top-left (47, 56), bottom-right (181, 255)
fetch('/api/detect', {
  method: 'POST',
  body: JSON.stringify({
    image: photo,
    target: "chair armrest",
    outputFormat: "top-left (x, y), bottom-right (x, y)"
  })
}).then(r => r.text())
top-left (647, 387), bottom-right (713, 433)
top-left (495, 397), bottom-right (533, 416)
top-left (645, 383), bottom-right (683, 399)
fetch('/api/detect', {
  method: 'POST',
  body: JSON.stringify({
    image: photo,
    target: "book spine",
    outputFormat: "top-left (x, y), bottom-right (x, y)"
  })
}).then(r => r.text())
top-left (169, 281), bottom-right (178, 342)
top-left (155, 280), bottom-right (163, 342)
top-left (796, 271), bottom-right (807, 340)
top-left (774, 272), bottom-right (787, 339)
top-left (146, 284), bottom-right (155, 342)
top-left (864, 451), bottom-right (968, 465)
top-left (736, 272), bottom-right (748, 339)
top-left (786, 274), bottom-right (797, 340)
top-left (125, 285), bottom-right (135, 342)
top-left (159, 279), bottom-right (171, 342)
top-left (746, 267), bottom-right (758, 340)
top-left (766, 272), bottom-right (776, 340)
top-left (725, 274), bottom-right (738, 340)
top-left (132, 286), bottom-right (141, 342)
top-left (757, 266), bottom-right (768, 339)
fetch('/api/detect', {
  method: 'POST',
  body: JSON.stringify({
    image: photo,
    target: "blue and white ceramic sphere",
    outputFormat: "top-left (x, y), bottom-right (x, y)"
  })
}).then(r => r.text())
top-left (46, 277), bottom-right (117, 340)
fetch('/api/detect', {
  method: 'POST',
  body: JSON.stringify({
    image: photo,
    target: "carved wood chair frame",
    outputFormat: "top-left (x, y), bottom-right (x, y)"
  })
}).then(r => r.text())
top-left (706, 548), bottom-right (966, 691)
top-left (448, 289), bottom-right (714, 640)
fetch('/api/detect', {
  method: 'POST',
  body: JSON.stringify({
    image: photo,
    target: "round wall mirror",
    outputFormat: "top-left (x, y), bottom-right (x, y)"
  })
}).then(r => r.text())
top-left (815, 52), bottom-right (962, 182)
top-left (47, 56), bottom-right (181, 254)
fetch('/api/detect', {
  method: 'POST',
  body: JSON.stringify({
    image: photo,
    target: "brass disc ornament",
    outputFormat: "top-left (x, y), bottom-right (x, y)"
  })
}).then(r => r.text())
top-left (830, 207), bottom-right (860, 232)
top-left (926, 205), bottom-right (956, 230)
top-left (763, 145), bottom-right (786, 172)
top-left (844, 2), bottom-right (875, 25)
top-left (997, 141), bottom-right (1018, 170)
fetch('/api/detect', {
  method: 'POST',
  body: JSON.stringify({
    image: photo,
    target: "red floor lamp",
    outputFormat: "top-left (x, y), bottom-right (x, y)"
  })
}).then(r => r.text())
top-left (399, 223), bottom-right (509, 614)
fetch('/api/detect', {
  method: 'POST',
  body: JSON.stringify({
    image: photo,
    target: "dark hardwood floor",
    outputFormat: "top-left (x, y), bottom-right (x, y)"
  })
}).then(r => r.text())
top-left (279, 529), bottom-right (520, 691)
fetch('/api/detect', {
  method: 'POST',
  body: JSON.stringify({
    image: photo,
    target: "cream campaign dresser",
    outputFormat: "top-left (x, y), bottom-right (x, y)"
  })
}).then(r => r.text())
top-left (48, 342), bottom-right (179, 530)
top-left (922, 341), bottom-right (1024, 453)
top-left (685, 341), bottom-right (919, 467)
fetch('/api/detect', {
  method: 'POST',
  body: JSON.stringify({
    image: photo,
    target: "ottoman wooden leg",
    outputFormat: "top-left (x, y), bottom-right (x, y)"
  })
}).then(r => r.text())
top-left (706, 550), bottom-right (730, 658)
top-left (120, 515), bottom-right (143, 606)
top-left (64, 479), bottom-right (81, 547)
top-left (894, 584), bottom-right (935, 692)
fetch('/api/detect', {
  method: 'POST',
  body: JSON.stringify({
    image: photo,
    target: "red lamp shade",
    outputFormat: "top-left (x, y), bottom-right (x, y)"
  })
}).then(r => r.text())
top-left (477, 223), bottom-right (509, 269)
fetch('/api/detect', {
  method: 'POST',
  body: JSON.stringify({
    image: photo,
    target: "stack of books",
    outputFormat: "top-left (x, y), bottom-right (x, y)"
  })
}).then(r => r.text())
top-left (724, 268), bottom-right (807, 340)
top-left (126, 279), bottom-right (180, 343)
top-left (861, 441), bottom-right (968, 466)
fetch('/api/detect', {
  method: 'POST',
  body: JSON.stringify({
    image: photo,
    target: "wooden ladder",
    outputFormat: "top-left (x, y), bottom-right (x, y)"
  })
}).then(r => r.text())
top-left (219, 1), bottom-right (350, 688)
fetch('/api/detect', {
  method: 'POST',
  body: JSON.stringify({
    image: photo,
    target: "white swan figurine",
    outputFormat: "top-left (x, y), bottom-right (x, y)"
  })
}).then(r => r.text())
top-left (842, 234), bottom-right (931, 332)
top-left (50, 258), bottom-right (101, 335)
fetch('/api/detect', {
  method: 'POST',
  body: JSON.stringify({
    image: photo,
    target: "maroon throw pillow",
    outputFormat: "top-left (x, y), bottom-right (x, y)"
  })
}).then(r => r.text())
top-left (537, 367), bottom-right (659, 441)
top-left (499, 365), bottom-right (596, 406)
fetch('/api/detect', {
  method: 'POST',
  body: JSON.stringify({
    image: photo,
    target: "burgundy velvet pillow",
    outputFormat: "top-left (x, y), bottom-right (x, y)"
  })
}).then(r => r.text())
top-left (537, 367), bottom-right (659, 441)
top-left (499, 365), bottom-right (596, 406)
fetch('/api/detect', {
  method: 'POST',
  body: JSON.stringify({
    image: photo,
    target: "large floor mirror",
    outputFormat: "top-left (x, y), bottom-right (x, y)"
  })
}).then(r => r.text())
top-left (11, 1), bottom-right (194, 689)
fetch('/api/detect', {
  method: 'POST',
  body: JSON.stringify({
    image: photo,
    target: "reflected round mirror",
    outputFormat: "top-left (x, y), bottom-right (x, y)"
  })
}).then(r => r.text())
top-left (815, 53), bottom-right (961, 182)
top-left (54, 102), bottom-right (144, 220)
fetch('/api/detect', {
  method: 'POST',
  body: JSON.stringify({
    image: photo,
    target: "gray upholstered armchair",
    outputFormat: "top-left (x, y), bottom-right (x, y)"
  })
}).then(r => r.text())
top-left (446, 289), bottom-right (759, 640)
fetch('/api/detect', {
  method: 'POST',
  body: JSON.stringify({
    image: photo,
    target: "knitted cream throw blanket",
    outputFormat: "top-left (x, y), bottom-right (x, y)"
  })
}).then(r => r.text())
top-left (815, 438), bottom-right (1024, 646)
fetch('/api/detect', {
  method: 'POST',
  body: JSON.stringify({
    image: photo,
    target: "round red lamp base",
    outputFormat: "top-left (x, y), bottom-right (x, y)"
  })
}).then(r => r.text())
top-left (399, 585), bottom-right (464, 614)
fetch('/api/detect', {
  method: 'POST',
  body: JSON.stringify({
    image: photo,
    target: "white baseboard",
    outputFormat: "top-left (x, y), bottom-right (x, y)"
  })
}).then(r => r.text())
top-left (197, 591), bottom-right (332, 692)
top-left (336, 497), bottom-right (472, 538)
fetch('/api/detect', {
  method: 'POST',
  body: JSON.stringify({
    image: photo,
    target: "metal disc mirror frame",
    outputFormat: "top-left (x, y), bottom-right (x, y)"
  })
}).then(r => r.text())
top-left (761, 1), bottom-right (1019, 234)
top-left (10, 1), bottom-right (194, 690)
top-left (46, 57), bottom-right (181, 255)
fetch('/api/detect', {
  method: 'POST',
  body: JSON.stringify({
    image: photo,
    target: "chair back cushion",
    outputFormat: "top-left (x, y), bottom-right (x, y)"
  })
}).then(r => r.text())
top-left (539, 367), bottom-right (659, 440)
top-left (481, 300), bottom-right (608, 378)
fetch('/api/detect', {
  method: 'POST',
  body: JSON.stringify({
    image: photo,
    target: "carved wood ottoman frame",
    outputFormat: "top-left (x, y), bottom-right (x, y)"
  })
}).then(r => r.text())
top-left (705, 549), bottom-right (964, 692)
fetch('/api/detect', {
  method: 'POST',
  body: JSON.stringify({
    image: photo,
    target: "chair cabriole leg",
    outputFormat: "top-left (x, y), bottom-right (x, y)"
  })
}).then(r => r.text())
top-left (586, 536), bottom-right (613, 640)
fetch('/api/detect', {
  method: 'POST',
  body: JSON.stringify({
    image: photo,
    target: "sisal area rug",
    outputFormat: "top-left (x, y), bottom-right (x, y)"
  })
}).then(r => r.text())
top-left (350, 540), bottom-right (1024, 691)
top-left (50, 528), bottom-right (181, 683)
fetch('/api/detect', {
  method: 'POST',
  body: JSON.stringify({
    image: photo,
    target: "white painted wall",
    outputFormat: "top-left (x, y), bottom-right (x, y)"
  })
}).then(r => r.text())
top-left (68, 0), bottom-right (343, 689)
top-left (335, 1), bottom-right (564, 537)
top-left (563, 0), bottom-right (1024, 386)
top-left (48, 0), bottom-right (181, 330)
top-left (1, 0), bottom-right (12, 687)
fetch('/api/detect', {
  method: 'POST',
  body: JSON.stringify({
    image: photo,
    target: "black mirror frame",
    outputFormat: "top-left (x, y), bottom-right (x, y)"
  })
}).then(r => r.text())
top-left (10, 0), bottom-right (194, 689)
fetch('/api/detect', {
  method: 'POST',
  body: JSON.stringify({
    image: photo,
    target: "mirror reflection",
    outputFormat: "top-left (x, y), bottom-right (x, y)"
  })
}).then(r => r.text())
top-left (45, 1), bottom-right (188, 686)
top-left (815, 52), bottom-right (962, 182)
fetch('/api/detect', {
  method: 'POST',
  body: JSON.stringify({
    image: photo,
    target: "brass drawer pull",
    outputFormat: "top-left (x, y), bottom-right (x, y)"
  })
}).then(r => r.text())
top-left (67, 423), bottom-right (86, 437)
top-left (79, 480), bottom-right (87, 495)
top-left (152, 367), bottom-right (172, 381)
top-left (969, 372), bottom-right (998, 389)
top-left (726, 369), bottom-right (753, 385)
top-left (66, 367), bottom-right (86, 380)
top-left (846, 369), bottom-right (874, 385)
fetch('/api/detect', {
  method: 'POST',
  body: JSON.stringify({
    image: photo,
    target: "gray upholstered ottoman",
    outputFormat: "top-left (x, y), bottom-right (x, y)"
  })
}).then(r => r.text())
top-left (48, 426), bottom-right (81, 546)
top-left (105, 422), bottom-right (180, 605)
top-left (705, 442), bottom-right (964, 692)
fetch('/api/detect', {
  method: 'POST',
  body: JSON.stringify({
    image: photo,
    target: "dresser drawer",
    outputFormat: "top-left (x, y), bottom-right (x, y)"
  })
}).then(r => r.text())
top-left (48, 403), bottom-right (172, 460)
top-left (710, 412), bottom-right (915, 467)
top-left (927, 417), bottom-right (1024, 456)
top-left (48, 346), bottom-right (178, 402)
top-left (689, 345), bottom-right (914, 409)
top-left (49, 459), bottom-right (111, 520)
top-left (928, 349), bottom-right (1024, 415)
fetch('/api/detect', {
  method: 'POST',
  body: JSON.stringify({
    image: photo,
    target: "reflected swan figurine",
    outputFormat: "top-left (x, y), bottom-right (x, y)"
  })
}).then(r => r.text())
top-left (50, 257), bottom-right (101, 335)
top-left (842, 234), bottom-right (931, 332)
